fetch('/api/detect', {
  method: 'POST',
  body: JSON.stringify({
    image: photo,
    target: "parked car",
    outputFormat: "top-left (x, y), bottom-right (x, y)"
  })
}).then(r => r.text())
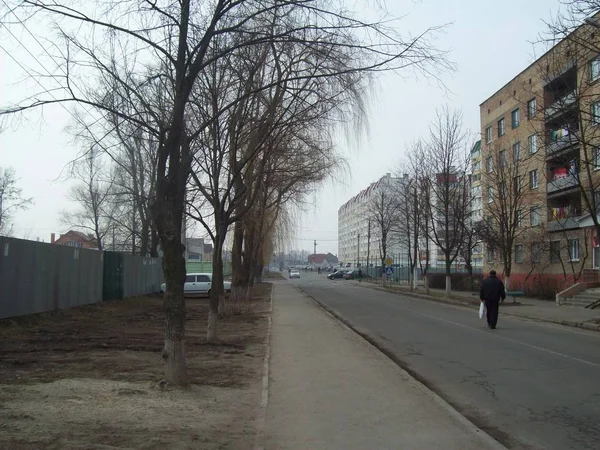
top-left (160, 273), bottom-right (231, 296)
top-left (290, 269), bottom-right (300, 279)
top-left (343, 270), bottom-right (362, 280)
top-left (327, 270), bottom-right (346, 280)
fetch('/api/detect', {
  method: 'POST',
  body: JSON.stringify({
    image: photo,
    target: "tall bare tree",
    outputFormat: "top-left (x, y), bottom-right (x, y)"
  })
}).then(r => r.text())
top-left (0, 167), bottom-right (32, 236)
top-left (61, 147), bottom-right (113, 251)
top-left (476, 135), bottom-right (538, 290)
top-left (424, 107), bottom-right (472, 297)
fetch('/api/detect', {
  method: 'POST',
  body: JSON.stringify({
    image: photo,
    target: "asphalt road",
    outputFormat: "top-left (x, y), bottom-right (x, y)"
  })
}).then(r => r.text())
top-left (290, 272), bottom-right (600, 450)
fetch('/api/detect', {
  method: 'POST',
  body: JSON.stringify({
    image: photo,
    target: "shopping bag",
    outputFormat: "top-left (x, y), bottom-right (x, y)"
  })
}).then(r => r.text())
top-left (478, 302), bottom-right (485, 319)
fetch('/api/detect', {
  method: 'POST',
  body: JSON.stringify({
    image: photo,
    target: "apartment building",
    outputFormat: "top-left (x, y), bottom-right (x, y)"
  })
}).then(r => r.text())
top-left (480, 14), bottom-right (600, 289)
top-left (338, 173), bottom-right (410, 267)
top-left (469, 140), bottom-right (484, 268)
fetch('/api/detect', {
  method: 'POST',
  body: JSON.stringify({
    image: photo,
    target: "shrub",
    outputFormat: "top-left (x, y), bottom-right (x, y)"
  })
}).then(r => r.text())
top-left (425, 273), bottom-right (483, 291)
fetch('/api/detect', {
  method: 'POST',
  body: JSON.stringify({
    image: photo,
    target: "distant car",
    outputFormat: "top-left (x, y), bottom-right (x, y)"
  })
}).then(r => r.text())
top-left (290, 269), bottom-right (300, 279)
top-left (160, 273), bottom-right (231, 296)
top-left (343, 270), bottom-right (362, 280)
top-left (327, 270), bottom-right (346, 280)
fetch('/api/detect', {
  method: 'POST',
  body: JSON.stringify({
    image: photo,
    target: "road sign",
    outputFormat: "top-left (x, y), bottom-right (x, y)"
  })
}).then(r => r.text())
top-left (384, 257), bottom-right (393, 266)
top-left (385, 266), bottom-right (393, 276)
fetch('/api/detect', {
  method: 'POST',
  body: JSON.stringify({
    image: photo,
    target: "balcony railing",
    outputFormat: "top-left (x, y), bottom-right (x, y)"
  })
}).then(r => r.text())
top-left (546, 132), bottom-right (579, 156)
top-left (547, 174), bottom-right (579, 194)
top-left (545, 91), bottom-right (577, 120)
top-left (548, 206), bottom-right (583, 231)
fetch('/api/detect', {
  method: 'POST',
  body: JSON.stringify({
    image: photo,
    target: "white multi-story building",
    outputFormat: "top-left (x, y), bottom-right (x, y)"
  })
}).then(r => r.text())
top-left (338, 173), bottom-right (409, 268)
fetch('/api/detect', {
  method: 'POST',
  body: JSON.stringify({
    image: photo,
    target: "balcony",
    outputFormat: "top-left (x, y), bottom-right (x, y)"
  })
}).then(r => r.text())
top-left (548, 205), bottom-right (583, 231)
top-left (546, 132), bottom-right (579, 157)
top-left (545, 91), bottom-right (577, 121)
top-left (547, 174), bottom-right (579, 195)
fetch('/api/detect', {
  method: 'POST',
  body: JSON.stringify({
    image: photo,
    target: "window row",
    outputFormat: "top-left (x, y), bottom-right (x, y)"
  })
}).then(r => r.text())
top-left (488, 239), bottom-right (580, 264)
top-left (485, 99), bottom-right (537, 144)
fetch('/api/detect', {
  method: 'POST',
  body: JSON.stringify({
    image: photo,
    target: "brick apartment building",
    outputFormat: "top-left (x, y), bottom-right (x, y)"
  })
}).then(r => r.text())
top-left (479, 13), bottom-right (600, 293)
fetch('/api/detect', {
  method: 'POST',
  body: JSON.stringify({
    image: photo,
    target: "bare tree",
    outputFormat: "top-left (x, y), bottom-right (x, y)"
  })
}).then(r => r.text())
top-left (0, 167), bottom-right (32, 236)
top-left (61, 147), bottom-right (113, 251)
top-left (369, 185), bottom-right (399, 285)
top-left (1, 0), bottom-right (450, 384)
top-left (476, 135), bottom-right (537, 290)
top-left (424, 107), bottom-right (472, 297)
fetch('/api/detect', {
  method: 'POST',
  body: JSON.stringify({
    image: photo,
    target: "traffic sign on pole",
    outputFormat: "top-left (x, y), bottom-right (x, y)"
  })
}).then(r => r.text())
top-left (384, 256), bottom-right (393, 266)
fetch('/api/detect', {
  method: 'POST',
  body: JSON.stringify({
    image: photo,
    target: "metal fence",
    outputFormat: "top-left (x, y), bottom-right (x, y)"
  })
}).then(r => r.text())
top-left (0, 237), bottom-right (164, 319)
top-left (364, 264), bottom-right (483, 284)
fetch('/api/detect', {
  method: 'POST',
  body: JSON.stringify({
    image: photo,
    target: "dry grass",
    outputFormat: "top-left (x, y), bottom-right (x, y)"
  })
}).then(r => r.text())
top-left (0, 283), bottom-right (273, 450)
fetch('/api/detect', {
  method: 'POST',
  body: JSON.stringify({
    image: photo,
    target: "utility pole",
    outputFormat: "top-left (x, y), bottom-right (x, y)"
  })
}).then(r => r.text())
top-left (366, 220), bottom-right (371, 274)
top-left (357, 232), bottom-right (360, 268)
top-left (313, 239), bottom-right (317, 263)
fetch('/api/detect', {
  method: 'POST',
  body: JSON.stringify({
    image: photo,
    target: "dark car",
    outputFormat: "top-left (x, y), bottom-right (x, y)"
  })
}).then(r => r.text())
top-left (327, 270), bottom-right (346, 280)
top-left (343, 270), bottom-right (362, 280)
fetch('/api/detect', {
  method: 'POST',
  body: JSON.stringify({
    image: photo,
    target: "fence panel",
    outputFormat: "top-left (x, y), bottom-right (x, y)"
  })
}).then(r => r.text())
top-left (102, 251), bottom-right (124, 301)
top-left (122, 255), bottom-right (163, 297)
top-left (0, 237), bottom-right (103, 319)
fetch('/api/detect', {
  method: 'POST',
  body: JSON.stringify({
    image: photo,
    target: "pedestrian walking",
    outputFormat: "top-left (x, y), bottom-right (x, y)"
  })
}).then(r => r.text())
top-left (479, 269), bottom-right (506, 329)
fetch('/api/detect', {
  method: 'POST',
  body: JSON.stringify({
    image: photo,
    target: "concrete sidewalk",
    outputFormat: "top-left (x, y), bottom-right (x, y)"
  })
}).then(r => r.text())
top-left (261, 283), bottom-right (504, 450)
top-left (356, 280), bottom-right (600, 332)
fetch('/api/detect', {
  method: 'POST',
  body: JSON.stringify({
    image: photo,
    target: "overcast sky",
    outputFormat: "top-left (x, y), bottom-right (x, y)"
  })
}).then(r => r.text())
top-left (0, 0), bottom-right (561, 253)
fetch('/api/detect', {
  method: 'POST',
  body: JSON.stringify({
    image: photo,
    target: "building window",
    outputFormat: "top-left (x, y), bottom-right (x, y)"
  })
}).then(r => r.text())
top-left (569, 239), bottom-right (580, 261)
top-left (487, 247), bottom-right (494, 263)
top-left (528, 134), bottom-right (538, 154)
top-left (527, 98), bottom-right (536, 118)
top-left (511, 108), bottom-right (520, 128)
top-left (498, 118), bottom-right (505, 137)
top-left (486, 156), bottom-right (493, 173)
top-left (592, 101), bottom-right (600, 124)
top-left (512, 142), bottom-right (521, 162)
top-left (590, 57), bottom-right (600, 82)
top-left (513, 175), bottom-right (521, 195)
top-left (500, 181), bottom-right (507, 197)
top-left (516, 208), bottom-right (523, 227)
top-left (594, 148), bottom-right (600, 169)
top-left (531, 243), bottom-right (541, 263)
top-left (550, 240), bottom-right (561, 263)
top-left (485, 126), bottom-right (492, 144)
top-left (499, 150), bottom-right (506, 168)
top-left (472, 160), bottom-right (481, 172)
top-left (487, 186), bottom-right (494, 203)
top-left (515, 244), bottom-right (523, 263)
top-left (529, 169), bottom-right (539, 189)
top-left (530, 206), bottom-right (541, 226)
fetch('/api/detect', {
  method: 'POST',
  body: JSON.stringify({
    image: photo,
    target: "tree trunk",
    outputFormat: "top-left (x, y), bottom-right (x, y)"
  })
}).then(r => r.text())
top-left (208, 227), bottom-right (226, 343)
top-left (231, 219), bottom-right (246, 301)
top-left (504, 275), bottom-right (511, 291)
top-left (159, 227), bottom-right (187, 385)
top-left (445, 258), bottom-right (452, 298)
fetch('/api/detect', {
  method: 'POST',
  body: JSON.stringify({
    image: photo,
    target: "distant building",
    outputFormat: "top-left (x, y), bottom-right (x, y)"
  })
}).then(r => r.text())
top-left (308, 252), bottom-right (338, 267)
top-left (338, 173), bottom-right (409, 268)
top-left (51, 231), bottom-right (98, 249)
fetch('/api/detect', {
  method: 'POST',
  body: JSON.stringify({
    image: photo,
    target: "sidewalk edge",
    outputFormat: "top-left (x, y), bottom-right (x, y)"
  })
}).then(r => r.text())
top-left (253, 283), bottom-right (274, 450)
top-left (299, 286), bottom-right (508, 450)
top-left (356, 282), bottom-right (600, 333)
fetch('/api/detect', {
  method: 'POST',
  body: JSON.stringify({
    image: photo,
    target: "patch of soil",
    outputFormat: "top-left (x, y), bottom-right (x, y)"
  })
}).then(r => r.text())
top-left (0, 283), bottom-right (272, 449)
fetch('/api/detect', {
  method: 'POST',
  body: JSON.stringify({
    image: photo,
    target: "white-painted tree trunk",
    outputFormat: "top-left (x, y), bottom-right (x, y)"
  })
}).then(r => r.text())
top-left (445, 275), bottom-right (451, 298)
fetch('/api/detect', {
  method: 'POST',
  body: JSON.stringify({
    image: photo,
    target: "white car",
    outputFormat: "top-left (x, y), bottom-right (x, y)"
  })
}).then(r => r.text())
top-left (160, 273), bottom-right (232, 296)
top-left (289, 269), bottom-right (300, 279)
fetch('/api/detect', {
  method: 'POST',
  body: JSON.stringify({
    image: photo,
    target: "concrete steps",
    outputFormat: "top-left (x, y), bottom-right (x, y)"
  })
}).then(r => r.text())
top-left (564, 289), bottom-right (600, 307)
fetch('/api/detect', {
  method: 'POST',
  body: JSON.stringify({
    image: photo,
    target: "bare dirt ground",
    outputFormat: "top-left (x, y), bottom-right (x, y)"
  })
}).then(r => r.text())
top-left (0, 283), bottom-right (271, 450)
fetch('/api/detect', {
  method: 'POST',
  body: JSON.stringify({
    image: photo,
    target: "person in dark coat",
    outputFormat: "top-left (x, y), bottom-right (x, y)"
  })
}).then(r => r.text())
top-left (479, 269), bottom-right (506, 329)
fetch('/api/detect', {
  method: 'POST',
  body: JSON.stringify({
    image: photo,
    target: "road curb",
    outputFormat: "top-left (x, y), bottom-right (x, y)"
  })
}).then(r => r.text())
top-left (299, 286), bottom-right (508, 450)
top-left (253, 283), bottom-right (274, 450)
top-left (356, 282), bottom-right (600, 333)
